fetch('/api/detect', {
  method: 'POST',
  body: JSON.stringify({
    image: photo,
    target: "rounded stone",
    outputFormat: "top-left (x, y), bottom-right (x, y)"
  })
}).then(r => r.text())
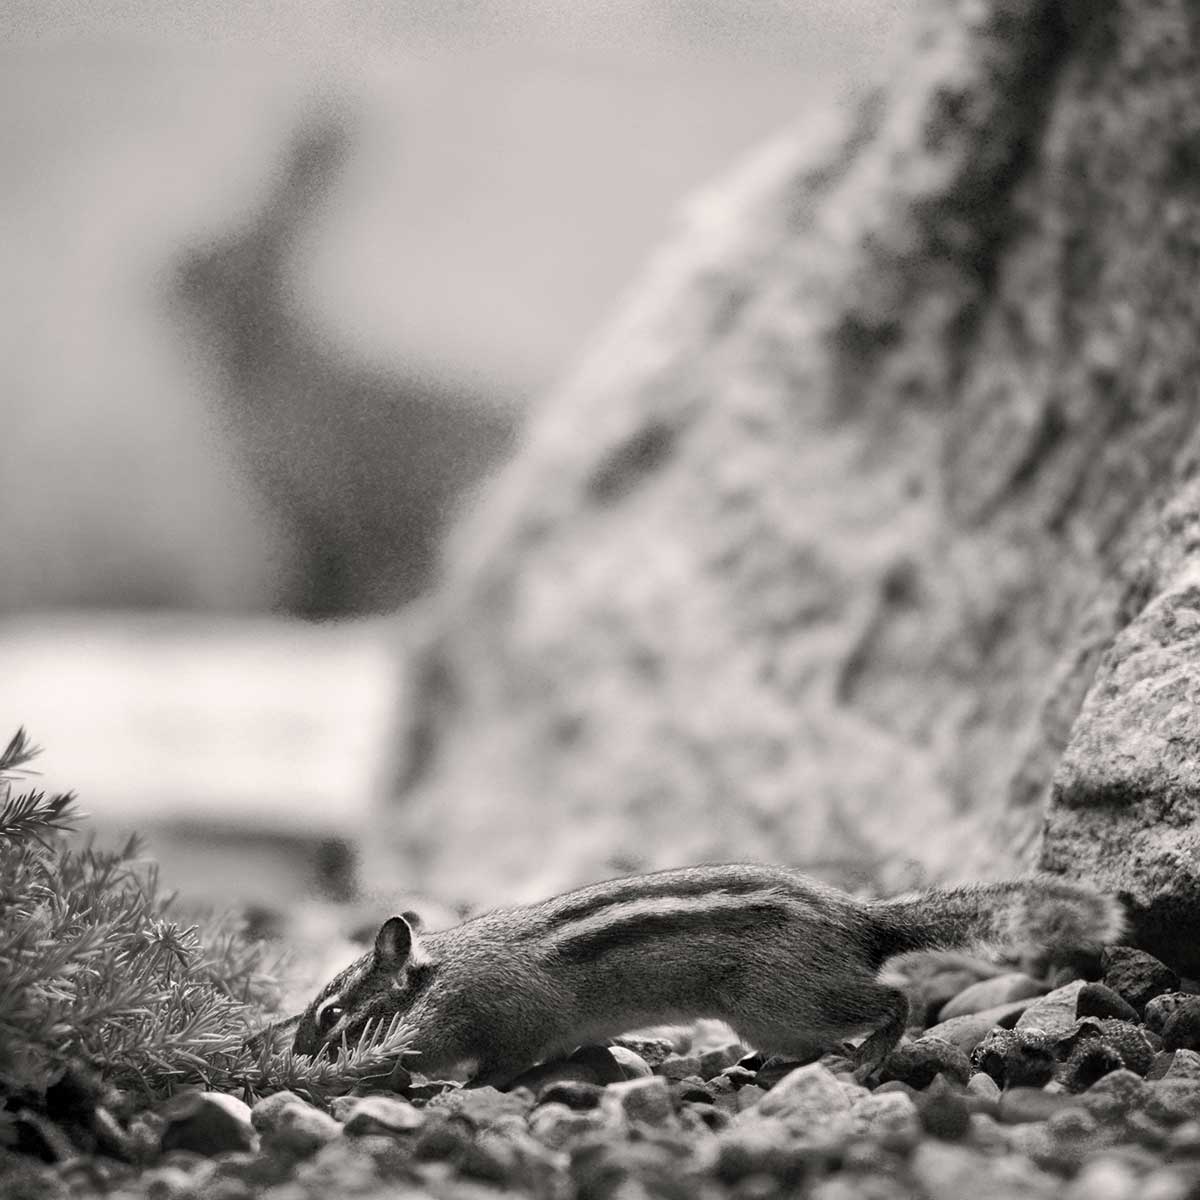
top-left (1102, 947), bottom-right (1179, 1012)
top-left (159, 1092), bottom-right (257, 1157)
top-left (939, 973), bottom-right (1045, 1021)
top-left (608, 1045), bottom-right (653, 1079)
top-left (1016, 981), bottom-right (1087, 1038)
top-left (879, 1036), bottom-right (971, 1089)
top-left (1162, 1000), bottom-right (1200, 1052)
top-left (1076, 982), bottom-right (1140, 1023)
top-left (336, 1095), bottom-right (426, 1136)
top-left (1145, 992), bottom-right (1198, 1034)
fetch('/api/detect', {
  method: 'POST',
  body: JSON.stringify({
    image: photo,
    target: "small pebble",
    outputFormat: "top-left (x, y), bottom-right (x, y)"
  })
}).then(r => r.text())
top-left (1143, 1167), bottom-right (1197, 1200)
top-left (923, 1000), bottom-right (1031, 1054)
top-left (1080, 1069), bottom-right (1150, 1121)
top-left (851, 1090), bottom-right (920, 1140)
top-left (528, 1103), bottom-right (611, 1150)
top-left (1162, 1000), bottom-right (1200, 1052)
top-left (939, 972), bottom-right (1045, 1021)
top-left (873, 1079), bottom-right (918, 1098)
top-left (718, 1066), bottom-right (758, 1088)
top-left (697, 1044), bottom-right (745, 1079)
top-left (412, 1113), bottom-right (474, 1163)
top-left (916, 1077), bottom-right (972, 1141)
top-left (159, 1092), bottom-right (257, 1157)
top-left (1077, 982), bottom-right (1140, 1023)
top-left (610, 1036), bottom-right (676, 1069)
top-left (601, 1076), bottom-right (676, 1128)
top-left (250, 1091), bottom-right (307, 1131)
top-left (750, 1063), bottom-right (851, 1136)
top-left (972, 1027), bottom-right (1057, 1088)
top-left (1016, 980), bottom-right (1087, 1037)
top-left (135, 1165), bottom-right (194, 1199)
top-left (1064, 1155), bottom-right (1140, 1200)
top-left (1056, 1036), bottom-right (1126, 1093)
top-left (997, 1087), bottom-right (1084, 1125)
top-left (966, 1072), bottom-right (1000, 1102)
top-left (608, 1045), bottom-right (653, 1079)
top-left (1164, 1049), bottom-right (1200, 1081)
top-left (672, 1076), bottom-right (715, 1104)
top-left (734, 1084), bottom-right (767, 1112)
top-left (683, 1100), bottom-right (730, 1132)
top-left (427, 1086), bottom-right (533, 1124)
top-left (1102, 947), bottom-right (1179, 1012)
top-left (1145, 992), bottom-right (1197, 1034)
top-left (1167, 1119), bottom-right (1200, 1155)
top-left (536, 1081), bottom-right (604, 1110)
top-left (406, 1079), bottom-right (456, 1103)
top-left (879, 1036), bottom-right (971, 1088)
top-left (1144, 1078), bottom-right (1200, 1127)
top-left (261, 1102), bottom-right (341, 1156)
top-left (658, 1054), bottom-right (703, 1082)
top-left (336, 1095), bottom-right (425, 1136)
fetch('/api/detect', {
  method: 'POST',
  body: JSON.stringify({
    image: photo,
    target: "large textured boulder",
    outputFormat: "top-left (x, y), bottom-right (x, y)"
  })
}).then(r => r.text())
top-left (376, 0), bottom-right (1200, 971)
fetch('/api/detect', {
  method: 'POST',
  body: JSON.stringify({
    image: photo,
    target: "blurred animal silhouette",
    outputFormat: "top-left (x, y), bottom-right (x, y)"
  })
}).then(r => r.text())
top-left (173, 114), bottom-right (515, 617)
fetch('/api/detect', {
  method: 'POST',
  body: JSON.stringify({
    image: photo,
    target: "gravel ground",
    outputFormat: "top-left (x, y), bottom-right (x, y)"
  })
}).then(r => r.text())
top-left (6, 943), bottom-right (1200, 1199)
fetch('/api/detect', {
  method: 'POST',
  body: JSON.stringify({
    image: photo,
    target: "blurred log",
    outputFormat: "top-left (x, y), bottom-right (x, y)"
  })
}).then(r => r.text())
top-left (376, 0), bottom-right (1200, 972)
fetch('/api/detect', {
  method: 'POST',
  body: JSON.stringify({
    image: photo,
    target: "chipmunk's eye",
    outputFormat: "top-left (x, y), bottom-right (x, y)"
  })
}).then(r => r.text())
top-left (315, 998), bottom-right (344, 1034)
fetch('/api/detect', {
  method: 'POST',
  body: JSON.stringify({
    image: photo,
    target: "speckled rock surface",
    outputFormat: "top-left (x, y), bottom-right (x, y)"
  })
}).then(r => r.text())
top-left (369, 0), bottom-right (1200, 939)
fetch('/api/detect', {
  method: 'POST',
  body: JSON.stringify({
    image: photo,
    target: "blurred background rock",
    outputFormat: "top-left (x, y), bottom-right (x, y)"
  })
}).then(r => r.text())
top-left (0, 2), bottom-right (905, 914)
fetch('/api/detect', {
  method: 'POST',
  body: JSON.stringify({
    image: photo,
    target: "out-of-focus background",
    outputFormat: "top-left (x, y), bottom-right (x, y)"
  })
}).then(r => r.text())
top-left (0, 1), bottom-right (908, 916)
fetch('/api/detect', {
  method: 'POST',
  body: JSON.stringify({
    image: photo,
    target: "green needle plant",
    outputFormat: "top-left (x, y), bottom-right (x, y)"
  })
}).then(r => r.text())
top-left (0, 728), bottom-right (412, 1127)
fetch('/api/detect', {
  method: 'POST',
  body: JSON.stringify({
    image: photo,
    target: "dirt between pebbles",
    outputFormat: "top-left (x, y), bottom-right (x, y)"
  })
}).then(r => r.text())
top-left (9, 944), bottom-right (1200, 1200)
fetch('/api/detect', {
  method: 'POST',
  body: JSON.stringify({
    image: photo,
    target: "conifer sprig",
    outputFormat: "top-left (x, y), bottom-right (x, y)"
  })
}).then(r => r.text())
top-left (0, 730), bottom-right (413, 1108)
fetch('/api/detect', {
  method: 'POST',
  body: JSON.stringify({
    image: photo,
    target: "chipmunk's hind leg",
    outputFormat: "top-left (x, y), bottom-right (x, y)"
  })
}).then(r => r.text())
top-left (815, 982), bottom-right (909, 1078)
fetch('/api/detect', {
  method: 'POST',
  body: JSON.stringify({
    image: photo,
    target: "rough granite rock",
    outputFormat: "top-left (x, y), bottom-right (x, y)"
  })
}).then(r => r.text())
top-left (373, 0), bottom-right (1200, 961)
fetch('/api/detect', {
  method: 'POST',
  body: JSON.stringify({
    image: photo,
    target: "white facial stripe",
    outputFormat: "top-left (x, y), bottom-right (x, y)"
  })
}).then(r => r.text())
top-left (316, 995), bottom-right (343, 1025)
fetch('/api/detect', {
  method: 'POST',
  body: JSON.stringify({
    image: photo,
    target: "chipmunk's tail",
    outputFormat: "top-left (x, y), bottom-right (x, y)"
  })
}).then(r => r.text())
top-left (867, 876), bottom-right (1126, 965)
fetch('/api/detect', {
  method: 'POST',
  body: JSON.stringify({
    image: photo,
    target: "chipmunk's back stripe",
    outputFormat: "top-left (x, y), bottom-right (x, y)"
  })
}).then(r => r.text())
top-left (545, 875), bottom-right (770, 925)
top-left (538, 864), bottom-right (843, 929)
top-left (549, 897), bottom-right (793, 964)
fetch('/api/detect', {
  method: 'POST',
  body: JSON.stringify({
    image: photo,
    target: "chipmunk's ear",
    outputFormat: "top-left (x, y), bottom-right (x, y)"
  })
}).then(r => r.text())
top-left (400, 909), bottom-right (423, 932)
top-left (375, 915), bottom-right (416, 968)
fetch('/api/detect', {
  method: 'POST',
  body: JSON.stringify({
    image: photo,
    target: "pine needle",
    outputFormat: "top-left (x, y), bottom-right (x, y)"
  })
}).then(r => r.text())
top-left (0, 728), bottom-right (409, 1108)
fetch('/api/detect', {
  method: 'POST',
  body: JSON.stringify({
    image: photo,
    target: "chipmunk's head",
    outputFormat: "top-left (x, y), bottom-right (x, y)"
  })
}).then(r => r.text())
top-left (292, 912), bottom-right (435, 1057)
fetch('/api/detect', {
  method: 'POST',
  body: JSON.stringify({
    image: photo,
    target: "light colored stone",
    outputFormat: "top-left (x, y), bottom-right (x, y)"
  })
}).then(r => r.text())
top-left (939, 973), bottom-right (1045, 1021)
top-left (1165, 1048), bottom-right (1200, 1081)
top-left (912, 1139), bottom-right (1057, 1200)
top-left (608, 1045), bottom-right (653, 1079)
top-left (335, 1095), bottom-right (425, 1135)
top-left (600, 1076), bottom-right (676, 1127)
top-left (1016, 981), bottom-right (1087, 1037)
top-left (850, 1090), bottom-right (919, 1139)
top-left (1064, 1157), bottom-right (1141, 1200)
top-left (924, 1000), bottom-right (1032, 1054)
top-left (744, 1063), bottom-right (852, 1139)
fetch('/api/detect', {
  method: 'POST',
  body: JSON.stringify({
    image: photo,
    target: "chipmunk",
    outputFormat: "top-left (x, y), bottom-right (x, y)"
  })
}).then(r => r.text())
top-left (292, 864), bottom-right (1125, 1086)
